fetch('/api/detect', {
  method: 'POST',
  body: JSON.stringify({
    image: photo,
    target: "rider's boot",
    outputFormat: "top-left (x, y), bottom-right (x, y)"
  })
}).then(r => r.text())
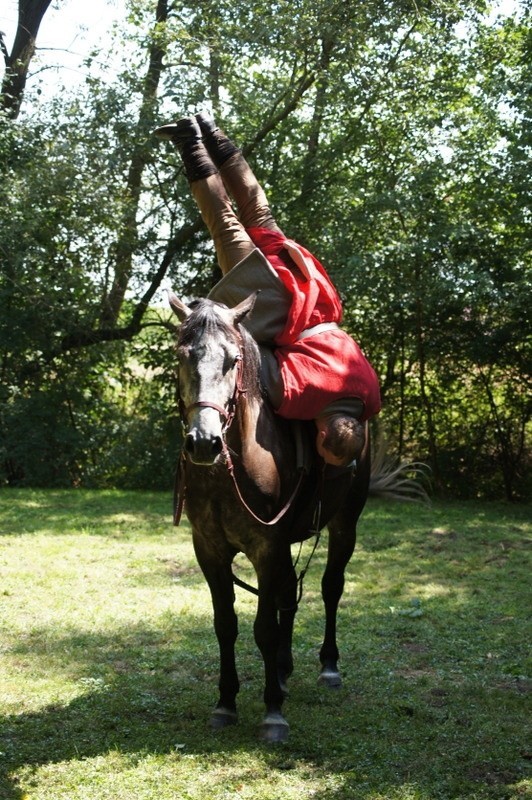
top-left (195, 112), bottom-right (240, 168)
top-left (153, 116), bottom-right (218, 181)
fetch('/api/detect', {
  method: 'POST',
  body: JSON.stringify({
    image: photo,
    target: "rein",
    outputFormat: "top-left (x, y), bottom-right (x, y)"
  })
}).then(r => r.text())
top-left (233, 472), bottom-right (325, 605)
top-left (223, 445), bottom-right (305, 527)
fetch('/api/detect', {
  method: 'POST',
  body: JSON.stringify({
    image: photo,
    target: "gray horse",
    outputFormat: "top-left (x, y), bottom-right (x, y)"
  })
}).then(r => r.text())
top-left (170, 292), bottom-right (370, 742)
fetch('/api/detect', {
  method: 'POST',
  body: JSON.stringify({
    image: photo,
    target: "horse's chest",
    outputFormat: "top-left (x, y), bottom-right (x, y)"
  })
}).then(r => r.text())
top-left (185, 467), bottom-right (280, 554)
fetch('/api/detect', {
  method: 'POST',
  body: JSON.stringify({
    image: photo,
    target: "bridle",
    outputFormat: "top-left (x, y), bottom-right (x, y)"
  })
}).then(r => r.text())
top-left (178, 350), bottom-right (245, 436)
top-left (174, 342), bottom-right (304, 528)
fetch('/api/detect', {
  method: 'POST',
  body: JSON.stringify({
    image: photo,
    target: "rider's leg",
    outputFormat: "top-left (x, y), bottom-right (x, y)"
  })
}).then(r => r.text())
top-left (191, 176), bottom-right (256, 274)
top-left (195, 113), bottom-right (284, 234)
top-left (221, 153), bottom-right (284, 233)
top-left (154, 117), bottom-right (256, 274)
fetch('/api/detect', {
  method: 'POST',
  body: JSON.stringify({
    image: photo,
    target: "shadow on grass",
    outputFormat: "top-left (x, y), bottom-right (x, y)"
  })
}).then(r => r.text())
top-left (2, 594), bottom-right (529, 800)
top-left (0, 488), bottom-right (171, 536)
top-left (1, 493), bottom-right (530, 799)
top-left (1, 618), bottom-right (223, 799)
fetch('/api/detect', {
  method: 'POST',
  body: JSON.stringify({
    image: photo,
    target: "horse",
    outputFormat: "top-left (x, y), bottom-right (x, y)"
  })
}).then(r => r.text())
top-left (169, 291), bottom-right (371, 742)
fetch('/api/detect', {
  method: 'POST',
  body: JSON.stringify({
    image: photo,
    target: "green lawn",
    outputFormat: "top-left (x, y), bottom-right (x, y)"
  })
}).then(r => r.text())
top-left (0, 489), bottom-right (530, 800)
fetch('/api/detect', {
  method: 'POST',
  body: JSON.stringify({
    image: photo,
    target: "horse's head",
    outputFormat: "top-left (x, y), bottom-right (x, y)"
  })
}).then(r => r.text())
top-left (169, 291), bottom-right (258, 465)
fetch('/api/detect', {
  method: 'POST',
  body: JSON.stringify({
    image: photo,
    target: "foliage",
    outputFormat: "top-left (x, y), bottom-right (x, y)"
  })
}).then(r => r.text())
top-left (0, 490), bottom-right (530, 799)
top-left (0, 0), bottom-right (530, 497)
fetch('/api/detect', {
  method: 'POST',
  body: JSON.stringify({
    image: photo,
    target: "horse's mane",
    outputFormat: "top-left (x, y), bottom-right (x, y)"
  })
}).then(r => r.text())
top-left (179, 299), bottom-right (263, 404)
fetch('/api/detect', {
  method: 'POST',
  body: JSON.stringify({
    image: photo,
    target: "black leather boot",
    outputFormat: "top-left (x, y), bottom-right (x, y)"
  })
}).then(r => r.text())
top-left (195, 111), bottom-right (219, 137)
top-left (153, 117), bottom-right (218, 182)
top-left (195, 112), bottom-right (240, 168)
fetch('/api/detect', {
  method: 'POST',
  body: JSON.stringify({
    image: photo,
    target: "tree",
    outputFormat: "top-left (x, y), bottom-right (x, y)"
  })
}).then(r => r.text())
top-left (0, 0), bottom-right (529, 497)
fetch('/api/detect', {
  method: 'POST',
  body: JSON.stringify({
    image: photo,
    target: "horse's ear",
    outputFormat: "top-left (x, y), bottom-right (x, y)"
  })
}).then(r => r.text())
top-left (231, 291), bottom-right (258, 325)
top-left (168, 291), bottom-right (192, 322)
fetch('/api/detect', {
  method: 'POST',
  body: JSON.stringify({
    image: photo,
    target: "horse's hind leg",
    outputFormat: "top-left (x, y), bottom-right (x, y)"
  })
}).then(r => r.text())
top-left (318, 520), bottom-right (357, 688)
top-left (319, 455), bottom-right (370, 688)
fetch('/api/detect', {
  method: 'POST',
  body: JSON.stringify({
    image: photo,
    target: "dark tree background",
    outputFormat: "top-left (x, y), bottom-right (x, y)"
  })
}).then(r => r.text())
top-left (0, 0), bottom-right (530, 499)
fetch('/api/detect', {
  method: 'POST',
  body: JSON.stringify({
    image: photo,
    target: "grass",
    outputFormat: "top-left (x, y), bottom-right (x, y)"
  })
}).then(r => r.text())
top-left (0, 489), bottom-right (530, 800)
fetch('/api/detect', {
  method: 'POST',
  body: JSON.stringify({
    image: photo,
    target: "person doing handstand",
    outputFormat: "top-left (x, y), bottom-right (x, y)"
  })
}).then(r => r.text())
top-left (154, 113), bottom-right (381, 467)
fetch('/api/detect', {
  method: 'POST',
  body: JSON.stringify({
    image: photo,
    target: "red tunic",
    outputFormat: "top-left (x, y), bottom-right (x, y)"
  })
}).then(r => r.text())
top-left (247, 228), bottom-right (381, 422)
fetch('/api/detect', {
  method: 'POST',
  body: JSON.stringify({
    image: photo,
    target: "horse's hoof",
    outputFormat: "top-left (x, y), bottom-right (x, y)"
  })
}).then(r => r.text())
top-left (210, 707), bottom-right (238, 729)
top-left (260, 712), bottom-right (289, 743)
top-left (318, 668), bottom-right (342, 689)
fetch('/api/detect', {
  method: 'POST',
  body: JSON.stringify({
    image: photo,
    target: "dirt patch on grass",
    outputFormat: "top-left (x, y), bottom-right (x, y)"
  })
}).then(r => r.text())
top-left (466, 763), bottom-right (523, 786)
top-left (394, 668), bottom-right (436, 679)
top-left (426, 687), bottom-right (448, 707)
top-left (157, 558), bottom-right (201, 579)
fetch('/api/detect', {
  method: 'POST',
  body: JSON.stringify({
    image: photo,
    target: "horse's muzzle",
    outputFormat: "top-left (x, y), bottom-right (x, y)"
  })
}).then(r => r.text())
top-left (184, 430), bottom-right (224, 465)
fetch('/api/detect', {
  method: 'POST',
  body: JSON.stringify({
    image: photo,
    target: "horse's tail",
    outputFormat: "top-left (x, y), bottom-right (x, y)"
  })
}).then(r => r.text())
top-left (369, 437), bottom-right (431, 504)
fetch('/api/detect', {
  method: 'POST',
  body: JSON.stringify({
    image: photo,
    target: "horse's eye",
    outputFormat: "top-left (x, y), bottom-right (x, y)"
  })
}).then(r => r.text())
top-left (223, 353), bottom-right (241, 374)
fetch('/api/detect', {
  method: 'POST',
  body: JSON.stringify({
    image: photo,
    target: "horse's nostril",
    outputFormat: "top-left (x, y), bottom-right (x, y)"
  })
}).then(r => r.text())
top-left (211, 436), bottom-right (223, 455)
top-left (184, 433), bottom-right (195, 454)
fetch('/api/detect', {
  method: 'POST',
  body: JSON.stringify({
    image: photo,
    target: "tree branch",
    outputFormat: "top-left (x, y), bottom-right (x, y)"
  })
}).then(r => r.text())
top-left (0, 31), bottom-right (9, 68)
top-left (242, 69), bottom-right (316, 156)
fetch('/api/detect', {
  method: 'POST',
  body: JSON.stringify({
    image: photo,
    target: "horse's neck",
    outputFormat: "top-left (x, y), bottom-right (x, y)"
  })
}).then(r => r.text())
top-left (235, 393), bottom-right (271, 455)
top-left (230, 387), bottom-right (288, 499)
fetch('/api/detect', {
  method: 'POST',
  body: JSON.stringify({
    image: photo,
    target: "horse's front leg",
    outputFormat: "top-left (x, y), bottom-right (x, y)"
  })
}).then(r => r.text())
top-left (253, 559), bottom-right (293, 743)
top-left (193, 537), bottom-right (240, 729)
top-left (276, 558), bottom-right (298, 696)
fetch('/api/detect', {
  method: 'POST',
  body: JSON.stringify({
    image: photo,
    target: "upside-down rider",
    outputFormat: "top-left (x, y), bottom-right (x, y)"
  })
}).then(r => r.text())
top-left (154, 113), bottom-right (381, 467)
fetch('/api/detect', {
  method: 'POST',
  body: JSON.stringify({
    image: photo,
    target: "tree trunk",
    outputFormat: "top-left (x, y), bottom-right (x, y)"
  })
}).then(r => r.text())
top-left (1, 0), bottom-right (53, 119)
top-left (100, 0), bottom-right (169, 327)
top-left (414, 261), bottom-right (442, 491)
top-left (298, 35), bottom-right (334, 205)
top-left (478, 369), bottom-right (518, 502)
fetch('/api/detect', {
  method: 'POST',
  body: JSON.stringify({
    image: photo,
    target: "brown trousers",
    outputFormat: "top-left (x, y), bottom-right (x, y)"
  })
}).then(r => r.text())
top-left (191, 153), bottom-right (283, 275)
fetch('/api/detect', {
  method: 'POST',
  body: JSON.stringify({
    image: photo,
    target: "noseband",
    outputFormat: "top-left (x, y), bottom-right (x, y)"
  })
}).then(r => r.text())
top-left (179, 351), bottom-right (245, 432)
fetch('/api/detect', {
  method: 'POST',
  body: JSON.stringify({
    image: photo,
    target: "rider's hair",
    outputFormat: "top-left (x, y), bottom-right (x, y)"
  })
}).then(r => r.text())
top-left (322, 414), bottom-right (365, 465)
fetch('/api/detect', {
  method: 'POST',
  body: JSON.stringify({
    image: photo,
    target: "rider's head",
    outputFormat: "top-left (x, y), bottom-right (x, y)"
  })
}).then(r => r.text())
top-left (315, 414), bottom-right (365, 467)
